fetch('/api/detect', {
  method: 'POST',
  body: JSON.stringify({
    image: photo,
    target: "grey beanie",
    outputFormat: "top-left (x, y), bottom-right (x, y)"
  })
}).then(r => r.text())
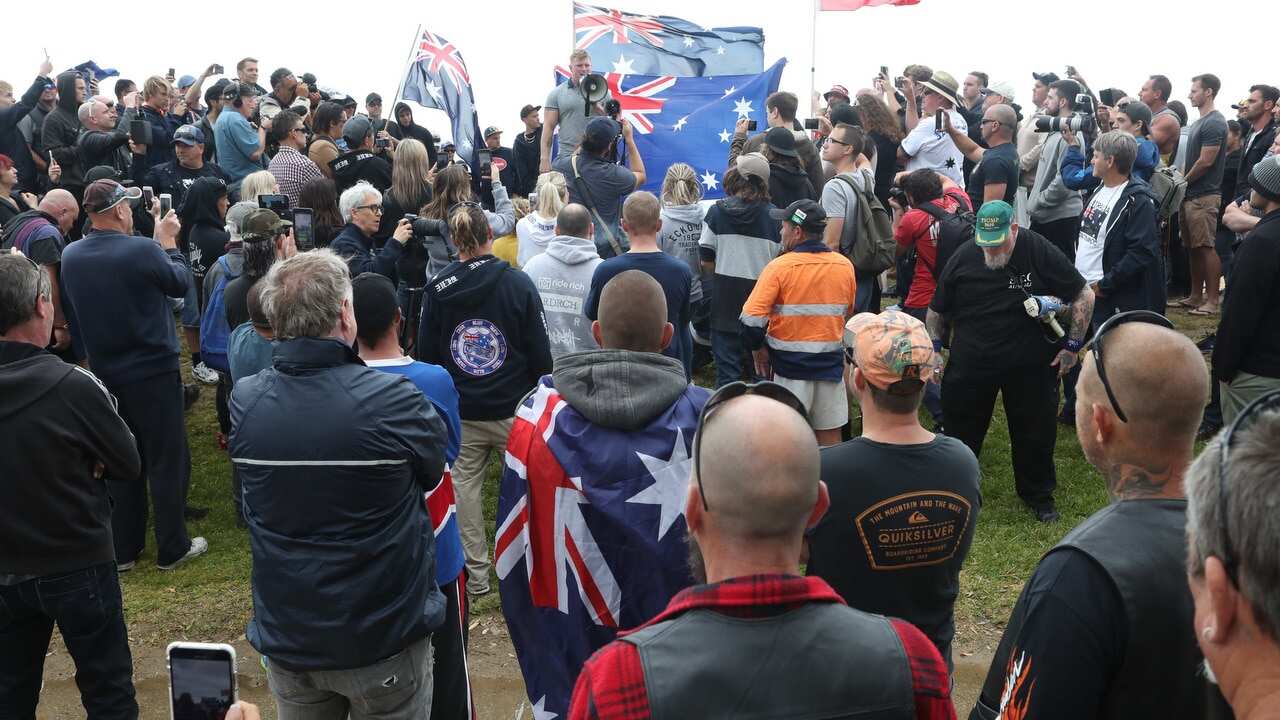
top-left (1249, 155), bottom-right (1280, 201)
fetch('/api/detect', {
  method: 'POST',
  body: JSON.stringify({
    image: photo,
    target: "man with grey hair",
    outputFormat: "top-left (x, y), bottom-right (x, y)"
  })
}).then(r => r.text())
top-left (0, 249), bottom-right (142, 717)
top-left (972, 317), bottom-right (1223, 719)
top-left (230, 249), bottom-right (450, 719)
top-left (75, 97), bottom-right (136, 177)
top-left (331, 181), bottom-right (411, 280)
top-left (1185, 393), bottom-right (1280, 720)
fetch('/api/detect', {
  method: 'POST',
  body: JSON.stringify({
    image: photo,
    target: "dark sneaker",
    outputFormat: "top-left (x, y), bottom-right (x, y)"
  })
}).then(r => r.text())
top-left (158, 537), bottom-right (208, 571)
top-left (1034, 505), bottom-right (1061, 523)
top-left (184, 505), bottom-right (210, 520)
top-left (117, 559), bottom-right (136, 573)
top-left (183, 383), bottom-right (201, 411)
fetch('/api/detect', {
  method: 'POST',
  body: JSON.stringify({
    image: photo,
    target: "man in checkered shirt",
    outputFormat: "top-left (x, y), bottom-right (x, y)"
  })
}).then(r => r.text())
top-left (266, 110), bottom-right (324, 208)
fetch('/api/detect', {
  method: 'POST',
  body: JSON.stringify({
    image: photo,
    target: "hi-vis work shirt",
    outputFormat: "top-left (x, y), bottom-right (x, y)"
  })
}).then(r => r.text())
top-left (740, 240), bottom-right (856, 381)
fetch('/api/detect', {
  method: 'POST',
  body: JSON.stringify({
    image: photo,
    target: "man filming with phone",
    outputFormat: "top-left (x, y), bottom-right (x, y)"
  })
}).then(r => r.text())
top-left (553, 116), bottom-right (645, 259)
top-left (540, 49), bottom-right (613, 173)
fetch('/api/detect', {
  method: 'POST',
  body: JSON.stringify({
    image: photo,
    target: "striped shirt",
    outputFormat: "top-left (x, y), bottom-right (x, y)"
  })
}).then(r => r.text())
top-left (268, 145), bottom-right (325, 208)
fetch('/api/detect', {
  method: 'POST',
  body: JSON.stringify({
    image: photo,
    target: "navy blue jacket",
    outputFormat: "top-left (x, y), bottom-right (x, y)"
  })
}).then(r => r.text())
top-left (1093, 178), bottom-right (1166, 318)
top-left (331, 222), bottom-right (404, 281)
top-left (230, 337), bottom-right (448, 671)
top-left (59, 229), bottom-right (189, 386)
top-left (138, 104), bottom-right (183, 168)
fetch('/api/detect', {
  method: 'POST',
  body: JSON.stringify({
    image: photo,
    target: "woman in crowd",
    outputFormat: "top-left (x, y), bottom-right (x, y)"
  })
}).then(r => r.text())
top-left (658, 163), bottom-right (710, 365)
top-left (762, 127), bottom-right (816, 208)
top-left (855, 92), bottom-right (906, 208)
top-left (239, 170), bottom-right (279, 206)
top-left (0, 154), bottom-right (36, 226)
top-left (516, 170), bottom-right (567, 266)
top-left (416, 202), bottom-right (551, 598)
top-left (308, 101), bottom-right (345, 179)
top-left (419, 164), bottom-right (515, 279)
top-left (298, 177), bottom-right (343, 248)
top-left (379, 139), bottom-right (433, 242)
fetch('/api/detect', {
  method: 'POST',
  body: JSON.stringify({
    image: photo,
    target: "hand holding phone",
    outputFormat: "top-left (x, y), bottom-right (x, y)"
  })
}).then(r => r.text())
top-left (159, 193), bottom-right (172, 217)
top-left (935, 111), bottom-right (944, 133)
top-left (167, 642), bottom-right (236, 719)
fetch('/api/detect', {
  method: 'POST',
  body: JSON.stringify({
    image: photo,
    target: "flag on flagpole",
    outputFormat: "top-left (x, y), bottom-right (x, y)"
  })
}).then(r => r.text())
top-left (399, 29), bottom-right (484, 169)
top-left (819, 0), bottom-right (920, 9)
top-left (573, 2), bottom-right (764, 77)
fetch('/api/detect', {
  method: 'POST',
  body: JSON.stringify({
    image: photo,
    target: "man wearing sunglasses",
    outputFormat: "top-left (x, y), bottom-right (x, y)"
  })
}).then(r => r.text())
top-left (973, 316), bottom-right (1222, 720)
top-left (942, 103), bottom-right (1020, 208)
top-left (571, 385), bottom-right (955, 720)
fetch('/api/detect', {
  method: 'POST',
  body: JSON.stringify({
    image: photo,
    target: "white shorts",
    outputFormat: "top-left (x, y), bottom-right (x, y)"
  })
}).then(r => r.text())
top-left (773, 375), bottom-right (849, 431)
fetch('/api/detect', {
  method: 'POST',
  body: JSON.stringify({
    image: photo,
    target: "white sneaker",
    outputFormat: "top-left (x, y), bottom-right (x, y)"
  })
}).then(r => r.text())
top-left (158, 537), bottom-right (208, 570)
top-left (192, 362), bottom-right (219, 385)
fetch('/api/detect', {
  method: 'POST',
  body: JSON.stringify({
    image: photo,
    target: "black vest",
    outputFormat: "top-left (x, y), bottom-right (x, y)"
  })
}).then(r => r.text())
top-left (621, 601), bottom-right (915, 719)
top-left (1051, 499), bottom-right (1220, 719)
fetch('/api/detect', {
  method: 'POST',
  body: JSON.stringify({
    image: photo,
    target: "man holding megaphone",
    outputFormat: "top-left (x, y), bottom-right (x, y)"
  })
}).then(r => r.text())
top-left (540, 49), bottom-right (615, 173)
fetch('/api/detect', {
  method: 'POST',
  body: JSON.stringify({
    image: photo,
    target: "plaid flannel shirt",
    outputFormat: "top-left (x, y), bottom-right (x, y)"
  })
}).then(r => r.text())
top-left (267, 145), bottom-right (325, 209)
top-left (568, 574), bottom-right (956, 720)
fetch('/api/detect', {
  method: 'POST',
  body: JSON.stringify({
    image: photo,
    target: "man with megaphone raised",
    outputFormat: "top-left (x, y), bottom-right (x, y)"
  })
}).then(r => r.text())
top-left (540, 49), bottom-right (615, 174)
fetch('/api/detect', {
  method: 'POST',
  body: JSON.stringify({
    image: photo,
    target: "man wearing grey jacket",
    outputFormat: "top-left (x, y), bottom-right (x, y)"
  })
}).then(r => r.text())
top-left (1026, 80), bottom-right (1085, 261)
top-left (521, 204), bottom-right (602, 358)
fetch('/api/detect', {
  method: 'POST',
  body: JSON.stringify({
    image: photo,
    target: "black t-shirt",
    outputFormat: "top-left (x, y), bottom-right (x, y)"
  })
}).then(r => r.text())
top-left (969, 549), bottom-right (1123, 720)
top-left (806, 435), bottom-right (981, 668)
top-left (966, 142), bottom-right (1019, 209)
top-left (223, 275), bottom-right (257, 330)
top-left (189, 224), bottom-right (231, 280)
top-left (930, 228), bottom-right (1085, 373)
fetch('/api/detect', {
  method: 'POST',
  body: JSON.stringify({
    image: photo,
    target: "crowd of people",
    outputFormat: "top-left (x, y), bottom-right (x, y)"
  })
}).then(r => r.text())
top-left (2, 46), bottom-right (1280, 720)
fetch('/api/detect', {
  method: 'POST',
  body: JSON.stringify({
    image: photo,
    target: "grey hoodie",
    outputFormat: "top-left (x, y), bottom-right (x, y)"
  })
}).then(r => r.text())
top-left (521, 234), bottom-right (602, 358)
top-left (1026, 132), bottom-right (1084, 224)
top-left (658, 203), bottom-right (707, 302)
top-left (553, 349), bottom-right (689, 431)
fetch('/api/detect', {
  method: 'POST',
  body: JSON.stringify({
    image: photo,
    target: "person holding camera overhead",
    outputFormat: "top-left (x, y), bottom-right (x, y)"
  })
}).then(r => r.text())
top-left (553, 116), bottom-right (645, 259)
top-left (540, 49), bottom-right (614, 172)
top-left (1025, 79), bottom-right (1086, 262)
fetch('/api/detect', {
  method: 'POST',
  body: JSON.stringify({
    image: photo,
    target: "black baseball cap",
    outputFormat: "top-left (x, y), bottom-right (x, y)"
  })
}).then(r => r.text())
top-left (366, 92), bottom-right (382, 106)
top-left (769, 199), bottom-right (827, 232)
top-left (1032, 71), bottom-right (1060, 84)
top-left (520, 104), bottom-right (541, 118)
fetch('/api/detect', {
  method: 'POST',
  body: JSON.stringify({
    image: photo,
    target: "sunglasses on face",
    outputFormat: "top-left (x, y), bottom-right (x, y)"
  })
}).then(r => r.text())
top-left (1081, 310), bottom-right (1174, 424)
top-left (691, 381), bottom-right (809, 512)
top-left (1215, 390), bottom-right (1280, 586)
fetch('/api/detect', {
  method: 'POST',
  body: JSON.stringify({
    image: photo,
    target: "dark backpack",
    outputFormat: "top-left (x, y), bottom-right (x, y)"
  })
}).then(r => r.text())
top-left (199, 256), bottom-right (240, 374)
top-left (0, 210), bottom-right (55, 254)
top-left (914, 190), bottom-right (975, 280)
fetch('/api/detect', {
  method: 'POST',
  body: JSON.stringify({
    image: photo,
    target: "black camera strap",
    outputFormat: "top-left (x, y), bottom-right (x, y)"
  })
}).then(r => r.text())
top-left (570, 154), bottom-right (624, 256)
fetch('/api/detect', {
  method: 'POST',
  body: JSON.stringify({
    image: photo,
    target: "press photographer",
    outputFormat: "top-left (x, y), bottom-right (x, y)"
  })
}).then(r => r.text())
top-left (1026, 79), bottom-right (1088, 261)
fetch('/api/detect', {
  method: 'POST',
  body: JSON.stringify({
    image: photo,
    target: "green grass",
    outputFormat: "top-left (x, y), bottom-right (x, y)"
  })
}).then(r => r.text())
top-left (121, 307), bottom-right (1220, 643)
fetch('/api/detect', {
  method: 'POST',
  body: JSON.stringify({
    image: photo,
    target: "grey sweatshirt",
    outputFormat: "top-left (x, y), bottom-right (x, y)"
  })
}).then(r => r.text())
top-left (658, 202), bottom-right (707, 302)
top-left (1026, 132), bottom-right (1083, 224)
top-left (553, 349), bottom-right (689, 430)
top-left (521, 234), bottom-right (603, 358)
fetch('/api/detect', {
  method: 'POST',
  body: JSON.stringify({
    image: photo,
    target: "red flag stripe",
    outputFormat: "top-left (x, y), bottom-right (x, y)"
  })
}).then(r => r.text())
top-left (819, 0), bottom-right (919, 9)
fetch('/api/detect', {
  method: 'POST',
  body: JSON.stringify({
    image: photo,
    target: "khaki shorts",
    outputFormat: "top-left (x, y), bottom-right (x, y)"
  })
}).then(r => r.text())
top-left (772, 375), bottom-right (849, 431)
top-left (1180, 194), bottom-right (1221, 250)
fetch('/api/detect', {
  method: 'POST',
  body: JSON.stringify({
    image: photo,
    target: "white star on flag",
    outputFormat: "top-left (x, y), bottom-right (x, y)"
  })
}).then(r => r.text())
top-left (425, 83), bottom-right (445, 105)
top-left (627, 428), bottom-right (694, 541)
top-left (718, 128), bottom-right (732, 143)
top-left (721, 85), bottom-right (736, 98)
top-left (700, 170), bottom-right (719, 190)
top-left (716, 46), bottom-right (726, 55)
top-left (611, 54), bottom-right (637, 76)
top-left (531, 696), bottom-right (558, 720)
top-left (733, 98), bottom-right (754, 119)
top-left (673, 116), bottom-right (688, 131)
top-left (682, 36), bottom-right (695, 48)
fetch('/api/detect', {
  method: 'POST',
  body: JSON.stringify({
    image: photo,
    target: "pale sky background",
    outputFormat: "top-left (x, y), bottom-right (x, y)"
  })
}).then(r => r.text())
top-left (2, 0), bottom-right (1271, 141)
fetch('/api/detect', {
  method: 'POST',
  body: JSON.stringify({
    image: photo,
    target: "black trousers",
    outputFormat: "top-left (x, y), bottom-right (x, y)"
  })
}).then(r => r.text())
top-left (943, 362), bottom-right (1059, 508)
top-left (107, 370), bottom-right (192, 566)
top-left (0, 562), bottom-right (138, 719)
top-left (431, 574), bottom-right (473, 720)
top-left (1031, 216), bottom-right (1082, 263)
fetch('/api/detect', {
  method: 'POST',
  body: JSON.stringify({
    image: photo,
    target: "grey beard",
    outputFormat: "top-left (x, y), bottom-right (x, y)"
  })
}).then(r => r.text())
top-left (984, 250), bottom-right (1013, 270)
top-left (1201, 658), bottom-right (1219, 686)
top-left (685, 531), bottom-right (707, 584)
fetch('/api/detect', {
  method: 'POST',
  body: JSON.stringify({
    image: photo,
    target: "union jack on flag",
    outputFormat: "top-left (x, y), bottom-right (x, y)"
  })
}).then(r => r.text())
top-left (574, 5), bottom-right (666, 48)
top-left (415, 30), bottom-right (471, 89)
top-left (496, 377), bottom-right (708, 718)
top-left (399, 27), bottom-right (484, 172)
top-left (570, 2), bottom-right (764, 77)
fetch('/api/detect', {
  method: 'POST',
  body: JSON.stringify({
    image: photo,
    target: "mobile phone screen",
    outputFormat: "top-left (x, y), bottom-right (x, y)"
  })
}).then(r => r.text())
top-left (143, 187), bottom-right (154, 207)
top-left (935, 112), bottom-right (944, 132)
top-left (292, 208), bottom-right (313, 251)
top-left (257, 194), bottom-right (289, 214)
top-left (159, 194), bottom-right (172, 216)
top-left (169, 648), bottom-right (234, 719)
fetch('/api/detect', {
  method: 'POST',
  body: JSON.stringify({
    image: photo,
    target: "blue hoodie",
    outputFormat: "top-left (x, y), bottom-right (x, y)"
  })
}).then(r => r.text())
top-left (1060, 137), bottom-right (1158, 191)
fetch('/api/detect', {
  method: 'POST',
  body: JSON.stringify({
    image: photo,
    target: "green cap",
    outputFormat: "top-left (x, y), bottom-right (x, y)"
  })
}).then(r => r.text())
top-left (975, 200), bottom-right (1014, 246)
top-left (242, 208), bottom-right (292, 241)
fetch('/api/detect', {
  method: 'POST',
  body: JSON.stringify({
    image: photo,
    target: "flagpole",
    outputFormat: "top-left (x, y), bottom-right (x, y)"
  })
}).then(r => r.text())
top-left (391, 23), bottom-right (423, 115)
top-left (809, 0), bottom-right (819, 117)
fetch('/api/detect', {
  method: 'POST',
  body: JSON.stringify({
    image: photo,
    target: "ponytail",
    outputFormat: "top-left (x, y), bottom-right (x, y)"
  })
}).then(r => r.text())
top-left (448, 204), bottom-right (490, 256)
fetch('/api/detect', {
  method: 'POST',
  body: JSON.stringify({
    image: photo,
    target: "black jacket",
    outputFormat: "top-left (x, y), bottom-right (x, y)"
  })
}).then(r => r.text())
top-left (387, 103), bottom-right (438, 167)
top-left (132, 158), bottom-right (230, 213)
top-left (512, 126), bottom-right (542, 196)
top-left (1094, 178), bottom-right (1165, 318)
top-left (40, 72), bottom-right (85, 190)
top-left (331, 222), bottom-right (404, 281)
top-left (768, 162), bottom-right (817, 209)
top-left (76, 121), bottom-right (132, 179)
top-left (1236, 119), bottom-right (1278, 201)
top-left (416, 255), bottom-right (553, 420)
top-left (0, 342), bottom-right (140, 576)
top-left (138, 104), bottom-right (182, 169)
top-left (230, 336), bottom-right (447, 671)
top-left (1213, 210), bottom-right (1280, 383)
top-left (330, 149), bottom-right (392, 196)
top-left (0, 76), bottom-right (48, 194)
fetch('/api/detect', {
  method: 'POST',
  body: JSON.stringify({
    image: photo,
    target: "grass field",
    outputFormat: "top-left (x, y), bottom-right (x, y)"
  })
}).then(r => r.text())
top-left (116, 307), bottom-right (1219, 652)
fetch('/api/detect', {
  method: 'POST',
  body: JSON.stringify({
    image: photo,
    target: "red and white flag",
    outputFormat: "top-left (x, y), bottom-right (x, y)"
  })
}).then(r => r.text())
top-left (820, 0), bottom-right (920, 10)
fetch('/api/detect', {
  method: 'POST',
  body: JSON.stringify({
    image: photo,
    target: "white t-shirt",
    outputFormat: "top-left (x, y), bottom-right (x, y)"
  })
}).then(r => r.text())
top-left (1076, 182), bottom-right (1128, 283)
top-left (901, 109), bottom-right (968, 186)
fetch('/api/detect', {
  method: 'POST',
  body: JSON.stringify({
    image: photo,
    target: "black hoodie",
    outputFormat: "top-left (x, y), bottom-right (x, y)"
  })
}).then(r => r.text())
top-left (416, 255), bottom-right (552, 420)
top-left (39, 71), bottom-right (85, 191)
top-left (0, 341), bottom-right (140, 575)
top-left (768, 161), bottom-right (817, 209)
top-left (178, 176), bottom-right (231, 277)
top-left (330, 148), bottom-right (392, 196)
top-left (388, 103), bottom-right (438, 167)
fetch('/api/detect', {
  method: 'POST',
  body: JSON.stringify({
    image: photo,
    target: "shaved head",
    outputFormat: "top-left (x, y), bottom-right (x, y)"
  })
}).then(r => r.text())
top-left (695, 394), bottom-right (820, 541)
top-left (555, 203), bottom-right (592, 239)
top-left (37, 189), bottom-right (76, 216)
top-left (596, 270), bottom-right (669, 352)
top-left (988, 103), bottom-right (1017, 127)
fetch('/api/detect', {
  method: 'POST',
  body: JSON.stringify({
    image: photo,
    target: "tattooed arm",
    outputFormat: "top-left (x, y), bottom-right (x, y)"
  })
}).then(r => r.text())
top-left (1052, 284), bottom-right (1095, 377)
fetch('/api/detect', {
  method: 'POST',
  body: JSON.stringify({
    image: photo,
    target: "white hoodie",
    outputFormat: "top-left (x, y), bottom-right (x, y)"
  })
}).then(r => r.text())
top-left (658, 203), bottom-right (708, 302)
top-left (516, 211), bottom-right (558, 267)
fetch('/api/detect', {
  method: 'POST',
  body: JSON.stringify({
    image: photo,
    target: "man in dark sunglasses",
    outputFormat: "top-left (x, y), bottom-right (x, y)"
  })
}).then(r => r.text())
top-left (571, 389), bottom-right (956, 720)
top-left (972, 318), bottom-right (1226, 720)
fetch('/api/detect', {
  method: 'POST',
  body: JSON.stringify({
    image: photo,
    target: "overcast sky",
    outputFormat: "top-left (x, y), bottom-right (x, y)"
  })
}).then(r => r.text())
top-left (3, 0), bottom-right (1270, 141)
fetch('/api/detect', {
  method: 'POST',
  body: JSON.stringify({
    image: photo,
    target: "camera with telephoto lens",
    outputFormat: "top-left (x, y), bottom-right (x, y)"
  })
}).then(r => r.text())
top-left (401, 213), bottom-right (448, 245)
top-left (1033, 93), bottom-right (1097, 134)
top-left (888, 185), bottom-right (909, 208)
top-left (604, 99), bottom-right (621, 121)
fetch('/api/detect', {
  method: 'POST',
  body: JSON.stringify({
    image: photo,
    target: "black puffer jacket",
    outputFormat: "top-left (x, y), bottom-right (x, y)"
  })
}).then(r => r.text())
top-left (40, 72), bottom-right (85, 190)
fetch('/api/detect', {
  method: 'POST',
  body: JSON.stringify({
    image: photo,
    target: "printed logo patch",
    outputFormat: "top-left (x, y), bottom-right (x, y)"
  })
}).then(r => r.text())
top-left (854, 491), bottom-right (972, 570)
top-left (451, 319), bottom-right (508, 377)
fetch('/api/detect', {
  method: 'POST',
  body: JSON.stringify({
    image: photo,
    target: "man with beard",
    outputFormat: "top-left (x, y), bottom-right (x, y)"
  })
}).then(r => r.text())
top-left (927, 201), bottom-right (1093, 522)
top-left (569, 382), bottom-right (956, 720)
top-left (971, 318), bottom-right (1225, 719)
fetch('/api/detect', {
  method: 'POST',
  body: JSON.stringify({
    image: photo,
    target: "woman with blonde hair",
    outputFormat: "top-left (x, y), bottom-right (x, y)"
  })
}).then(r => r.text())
top-left (239, 170), bottom-right (279, 205)
top-left (657, 163), bottom-right (709, 360)
top-left (516, 170), bottom-right (568, 266)
top-left (379, 138), bottom-right (433, 240)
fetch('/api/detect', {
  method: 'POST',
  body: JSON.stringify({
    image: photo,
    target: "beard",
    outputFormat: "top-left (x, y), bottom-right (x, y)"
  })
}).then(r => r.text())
top-left (984, 248), bottom-right (1013, 270)
top-left (685, 531), bottom-right (708, 585)
top-left (1201, 658), bottom-right (1219, 686)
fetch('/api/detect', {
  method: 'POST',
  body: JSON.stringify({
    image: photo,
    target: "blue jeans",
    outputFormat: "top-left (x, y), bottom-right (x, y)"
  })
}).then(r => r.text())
top-left (711, 327), bottom-right (757, 389)
top-left (0, 563), bottom-right (138, 719)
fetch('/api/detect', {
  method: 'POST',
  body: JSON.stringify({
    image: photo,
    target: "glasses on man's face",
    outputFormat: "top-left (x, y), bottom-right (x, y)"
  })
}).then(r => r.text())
top-left (355, 204), bottom-right (383, 214)
top-left (1082, 310), bottom-right (1174, 423)
top-left (828, 137), bottom-right (850, 147)
top-left (691, 381), bottom-right (810, 512)
top-left (1216, 390), bottom-right (1280, 586)
top-left (981, 118), bottom-right (1003, 127)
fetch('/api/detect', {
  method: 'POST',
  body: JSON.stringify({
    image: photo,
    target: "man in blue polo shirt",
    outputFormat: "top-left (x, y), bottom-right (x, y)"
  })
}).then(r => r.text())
top-left (213, 82), bottom-right (267, 189)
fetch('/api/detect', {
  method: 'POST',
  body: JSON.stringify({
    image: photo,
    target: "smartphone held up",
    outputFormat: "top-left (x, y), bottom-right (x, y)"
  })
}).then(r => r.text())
top-left (167, 642), bottom-right (236, 720)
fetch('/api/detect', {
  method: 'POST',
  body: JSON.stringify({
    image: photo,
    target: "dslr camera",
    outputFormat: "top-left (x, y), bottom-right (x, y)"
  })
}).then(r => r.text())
top-left (604, 99), bottom-right (622, 121)
top-left (1033, 93), bottom-right (1096, 134)
top-left (888, 185), bottom-right (909, 208)
top-left (401, 214), bottom-right (448, 245)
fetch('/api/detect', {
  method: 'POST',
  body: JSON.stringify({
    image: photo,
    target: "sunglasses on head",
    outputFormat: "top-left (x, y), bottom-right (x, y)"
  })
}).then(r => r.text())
top-left (1215, 390), bottom-right (1280, 586)
top-left (691, 381), bottom-right (809, 512)
top-left (1082, 310), bottom-right (1173, 423)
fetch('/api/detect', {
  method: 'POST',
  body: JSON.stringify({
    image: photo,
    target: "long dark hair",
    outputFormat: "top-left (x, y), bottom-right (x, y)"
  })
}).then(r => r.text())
top-left (300, 178), bottom-right (342, 230)
top-left (723, 167), bottom-right (770, 204)
top-left (423, 165), bottom-right (474, 220)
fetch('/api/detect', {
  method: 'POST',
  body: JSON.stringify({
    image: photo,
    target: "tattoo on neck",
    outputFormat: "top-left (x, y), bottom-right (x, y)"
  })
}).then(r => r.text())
top-left (1107, 462), bottom-right (1175, 499)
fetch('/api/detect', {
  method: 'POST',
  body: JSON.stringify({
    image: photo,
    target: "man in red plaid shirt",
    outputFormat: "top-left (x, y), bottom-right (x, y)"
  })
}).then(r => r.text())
top-left (568, 386), bottom-right (956, 720)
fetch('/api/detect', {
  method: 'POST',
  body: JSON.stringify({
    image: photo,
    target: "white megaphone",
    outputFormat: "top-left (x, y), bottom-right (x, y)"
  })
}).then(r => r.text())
top-left (579, 73), bottom-right (608, 114)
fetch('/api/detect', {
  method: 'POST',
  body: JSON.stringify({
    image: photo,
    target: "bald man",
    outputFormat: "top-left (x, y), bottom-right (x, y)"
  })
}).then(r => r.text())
top-left (570, 390), bottom-right (956, 720)
top-left (1, 188), bottom-right (79, 352)
top-left (944, 103), bottom-right (1020, 207)
top-left (497, 269), bottom-right (707, 719)
top-left (972, 318), bottom-right (1226, 720)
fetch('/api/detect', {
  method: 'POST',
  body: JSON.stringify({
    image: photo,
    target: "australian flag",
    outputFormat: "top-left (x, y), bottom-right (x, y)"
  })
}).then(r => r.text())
top-left (496, 377), bottom-right (709, 719)
top-left (400, 29), bottom-right (484, 169)
top-left (574, 2), bottom-right (764, 77)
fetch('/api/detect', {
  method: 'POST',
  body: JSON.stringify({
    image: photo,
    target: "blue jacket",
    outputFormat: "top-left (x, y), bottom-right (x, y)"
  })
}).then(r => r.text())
top-left (1093, 178), bottom-right (1166, 318)
top-left (331, 222), bottom-right (404, 281)
top-left (230, 337), bottom-right (448, 671)
top-left (1060, 137), bottom-right (1158, 191)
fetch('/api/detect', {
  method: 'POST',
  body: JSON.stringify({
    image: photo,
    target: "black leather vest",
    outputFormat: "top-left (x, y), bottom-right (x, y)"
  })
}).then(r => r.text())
top-left (621, 601), bottom-right (915, 719)
top-left (1052, 499), bottom-right (1219, 719)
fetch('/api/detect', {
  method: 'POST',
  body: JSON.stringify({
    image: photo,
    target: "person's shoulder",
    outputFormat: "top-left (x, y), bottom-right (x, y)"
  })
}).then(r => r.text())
top-left (62, 363), bottom-right (116, 404)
